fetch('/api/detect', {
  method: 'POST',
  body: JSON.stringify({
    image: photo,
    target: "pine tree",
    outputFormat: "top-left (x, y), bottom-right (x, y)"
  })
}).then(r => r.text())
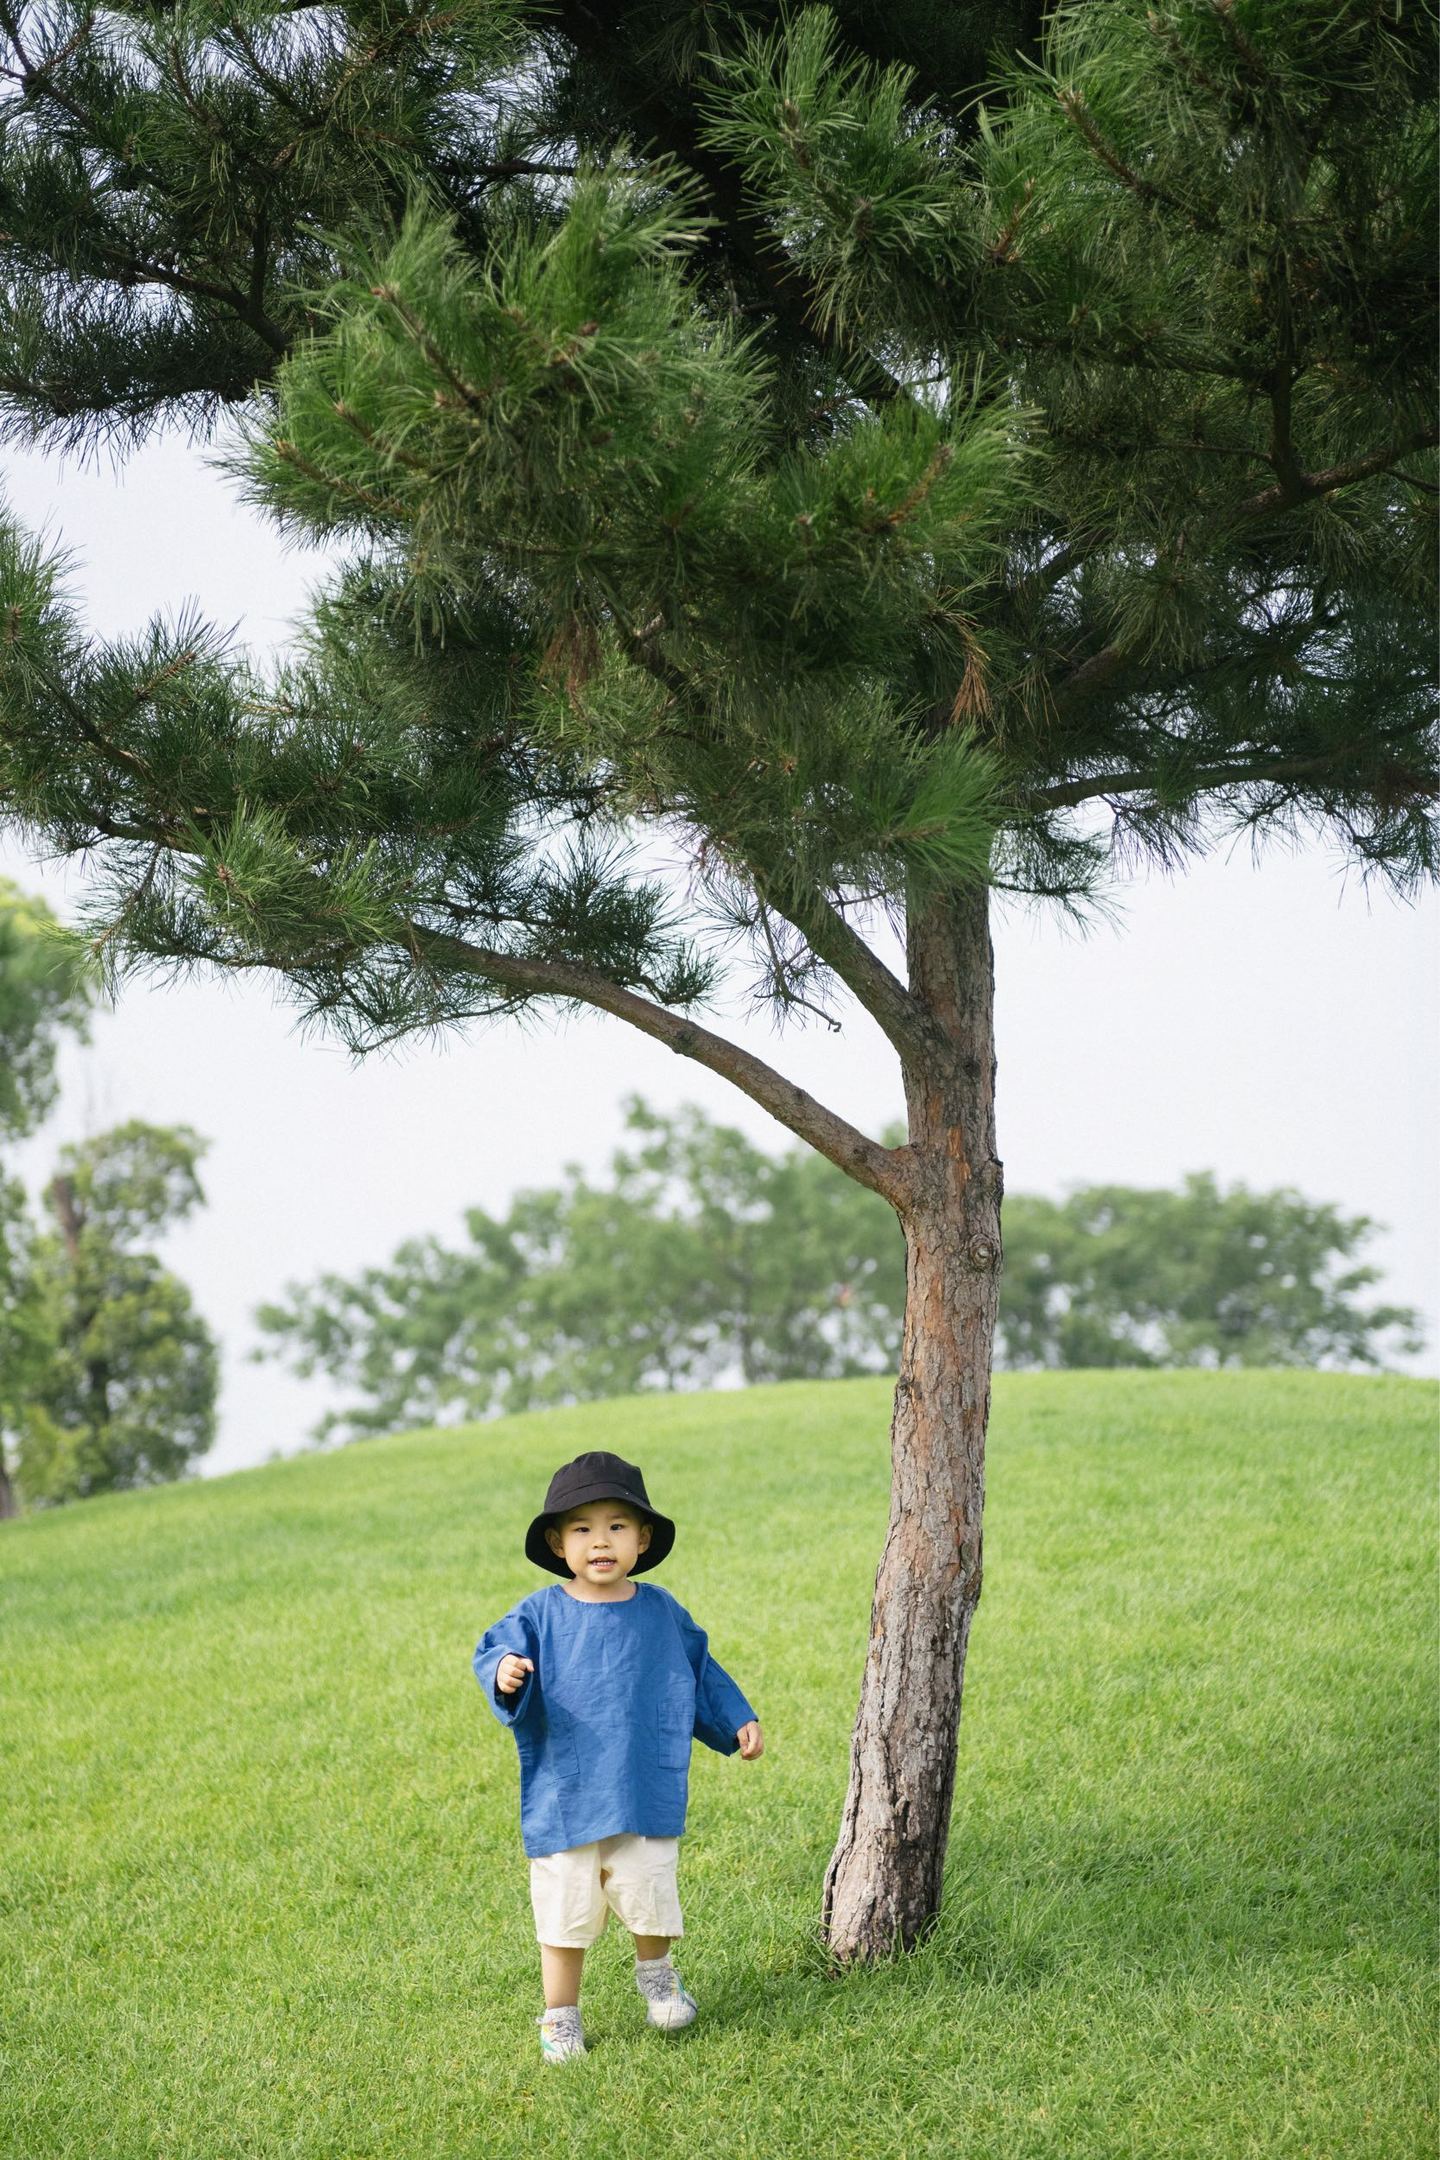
top-left (0, 0), bottom-right (1433, 1959)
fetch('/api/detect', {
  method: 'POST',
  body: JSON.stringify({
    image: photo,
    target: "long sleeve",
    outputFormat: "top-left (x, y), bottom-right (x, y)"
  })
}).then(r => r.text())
top-left (667, 1597), bottom-right (757, 1756)
top-left (472, 1602), bottom-right (540, 1729)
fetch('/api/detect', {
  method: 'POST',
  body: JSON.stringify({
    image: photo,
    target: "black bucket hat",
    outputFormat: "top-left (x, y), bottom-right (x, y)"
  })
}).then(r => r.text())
top-left (525, 1451), bottom-right (676, 1578)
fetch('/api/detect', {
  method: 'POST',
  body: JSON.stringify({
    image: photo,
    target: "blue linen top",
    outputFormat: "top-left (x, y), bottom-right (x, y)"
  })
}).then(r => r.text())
top-left (472, 1579), bottom-right (757, 1859)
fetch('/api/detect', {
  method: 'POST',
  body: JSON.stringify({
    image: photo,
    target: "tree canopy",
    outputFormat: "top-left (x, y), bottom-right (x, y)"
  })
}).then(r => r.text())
top-left (0, 0), bottom-right (1431, 1092)
top-left (999, 1172), bottom-right (1425, 1371)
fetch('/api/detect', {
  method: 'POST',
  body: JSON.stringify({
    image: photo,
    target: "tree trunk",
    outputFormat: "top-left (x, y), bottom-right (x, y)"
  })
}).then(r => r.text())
top-left (821, 879), bottom-right (1002, 1961)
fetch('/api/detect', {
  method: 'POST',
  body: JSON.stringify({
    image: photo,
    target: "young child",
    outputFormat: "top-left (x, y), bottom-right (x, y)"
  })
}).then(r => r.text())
top-left (473, 1449), bottom-right (764, 2063)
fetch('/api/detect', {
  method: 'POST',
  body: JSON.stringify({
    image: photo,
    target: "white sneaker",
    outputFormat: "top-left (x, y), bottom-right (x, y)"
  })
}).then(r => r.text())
top-left (635, 1958), bottom-right (699, 2031)
top-left (536, 2006), bottom-right (587, 2062)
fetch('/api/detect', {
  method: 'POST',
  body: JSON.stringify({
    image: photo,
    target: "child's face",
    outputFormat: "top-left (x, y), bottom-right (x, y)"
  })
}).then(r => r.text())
top-left (545, 1500), bottom-right (652, 1589)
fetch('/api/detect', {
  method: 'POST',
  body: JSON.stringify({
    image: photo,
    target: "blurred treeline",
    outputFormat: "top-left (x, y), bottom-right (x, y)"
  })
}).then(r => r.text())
top-left (257, 1097), bottom-right (1426, 1447)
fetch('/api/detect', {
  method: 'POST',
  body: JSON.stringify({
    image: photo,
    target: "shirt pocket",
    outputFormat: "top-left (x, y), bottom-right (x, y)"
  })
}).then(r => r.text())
top-left (538, 1702), bottom-right (581, 1784)
top-left (656, 1672), bottom-right (694, 1770)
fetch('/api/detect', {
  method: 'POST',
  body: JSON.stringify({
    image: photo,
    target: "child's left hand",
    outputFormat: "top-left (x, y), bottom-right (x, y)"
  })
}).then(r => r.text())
top-left (737, 1721), bottom-right (764, 1760)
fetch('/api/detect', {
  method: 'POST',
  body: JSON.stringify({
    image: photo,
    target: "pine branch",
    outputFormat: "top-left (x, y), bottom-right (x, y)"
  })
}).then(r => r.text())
top-left (992, 322), bottom-right (1264, 387)
top-left (91, 244), bottom-right (289, 359)
top-left (410, 921), bottom-right (911, 1205)
top-left (1052, 641), bottom-right (1129, 711)
top-left (749, 874), bottom-right (939, 1068)
top-left (430, 155), bottom-right (584, 188)
top-left (608, 622), bottom-right (937, 1062)
top-left (1023, 741), bottom-right (1431, 814)
top-left (0, 10), bottom-right (293, 363)
top-left (549, 0), bottom-right (914, 411)
top-left (1237, 430), bottom-right (1440, 518)
top-left (1047, 430), bottom-right (1440, 711)
top-left (0, 2), bottom-right (91, 130)
top-left (1055, 87), bottom-right (1221, 235)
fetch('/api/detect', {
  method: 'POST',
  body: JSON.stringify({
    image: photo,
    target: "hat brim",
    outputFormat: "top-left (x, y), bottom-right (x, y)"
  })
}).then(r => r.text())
top-left (525, 1484), bottom-right (675, 1577)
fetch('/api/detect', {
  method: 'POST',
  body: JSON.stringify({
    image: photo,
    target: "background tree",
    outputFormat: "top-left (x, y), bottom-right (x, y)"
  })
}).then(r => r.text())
top-left (0, 1), bottom-right (1433, 1955)
top-left (998, 1174), bottom-right (1426, 1370)
top-left (0, 875), bottom-right (93, 1140)
top-left (258, 1098), bottom-right (1424, 1439)
top-left (15, 1121), bottom-right (219, 1507)
top-left (0, 876), bottom-right (92, 1516)
top-left (256, 1094), bottom-right (908, 1439)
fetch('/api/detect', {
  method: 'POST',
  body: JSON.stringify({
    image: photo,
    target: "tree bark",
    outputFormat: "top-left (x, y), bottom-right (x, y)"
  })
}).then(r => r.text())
top-left (821, 879), bottom-right (1002, 1961)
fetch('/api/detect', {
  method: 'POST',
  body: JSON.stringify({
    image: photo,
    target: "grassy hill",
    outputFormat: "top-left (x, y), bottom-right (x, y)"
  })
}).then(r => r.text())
top-left (2, 1370), bottom-right (1435, 2160)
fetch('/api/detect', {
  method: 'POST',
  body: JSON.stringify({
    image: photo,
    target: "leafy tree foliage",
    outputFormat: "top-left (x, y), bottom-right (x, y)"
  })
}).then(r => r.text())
top-left (1, 884), bottom-right (218, 1513)
top-left (0, 875), bottom-right (92, 1513)
top-left (257, 1099), bottom-right (1423, 1440)
top-left (0, 874), bottom-right (92, 1139)
top-left (999, 1174), bottom-right (1425, 1370)
top-left (0, 1), bottom-right (1430, 1050)
top-left (8, 1120), bottom-right (220, 1508)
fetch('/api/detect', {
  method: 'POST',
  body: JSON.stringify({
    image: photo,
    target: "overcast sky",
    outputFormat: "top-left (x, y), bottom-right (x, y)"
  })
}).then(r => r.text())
top-left (2, 431), bottom-right (1436, 1476)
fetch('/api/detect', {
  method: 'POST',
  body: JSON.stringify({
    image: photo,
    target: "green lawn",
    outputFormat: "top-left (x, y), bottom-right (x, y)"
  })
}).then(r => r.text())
top-left (2, 1370), bottom-right (1435, 2159)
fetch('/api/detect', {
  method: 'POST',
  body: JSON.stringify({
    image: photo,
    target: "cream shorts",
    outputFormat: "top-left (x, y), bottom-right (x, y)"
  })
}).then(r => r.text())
top-left (529, 1833), bottom-right (684, 1949)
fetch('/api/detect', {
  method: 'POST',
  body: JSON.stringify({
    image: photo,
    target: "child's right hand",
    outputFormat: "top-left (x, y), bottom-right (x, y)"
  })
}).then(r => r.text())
top-left (496, 1653), bottom-right (535, 1695)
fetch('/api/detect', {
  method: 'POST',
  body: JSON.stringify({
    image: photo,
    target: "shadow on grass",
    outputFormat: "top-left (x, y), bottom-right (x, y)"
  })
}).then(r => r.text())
top-left (929, 1813), bottom-right (1417, 1995)
top-left (673, 1792), bottom-right (1425, 2026)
